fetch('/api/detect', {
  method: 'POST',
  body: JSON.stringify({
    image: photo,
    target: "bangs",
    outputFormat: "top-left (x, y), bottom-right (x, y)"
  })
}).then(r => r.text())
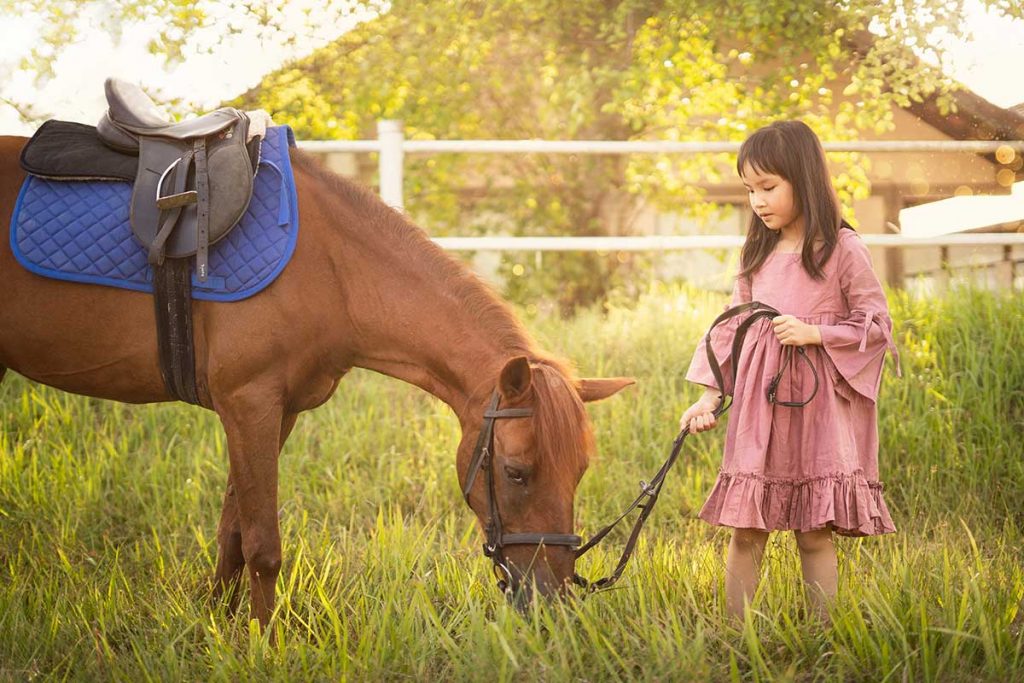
top-left (737, 126), bottom-right (790, 180)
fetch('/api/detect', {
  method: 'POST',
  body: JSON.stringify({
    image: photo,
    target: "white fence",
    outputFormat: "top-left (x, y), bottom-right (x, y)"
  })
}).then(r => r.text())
top-left (427, 233), bottom-right (1024, 252)
top-left (296, 120), bottom-right (1024, 255)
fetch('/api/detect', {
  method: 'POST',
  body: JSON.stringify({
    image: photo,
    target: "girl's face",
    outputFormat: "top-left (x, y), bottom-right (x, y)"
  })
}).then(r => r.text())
top-left (740, 163), bottom-right (802, 235)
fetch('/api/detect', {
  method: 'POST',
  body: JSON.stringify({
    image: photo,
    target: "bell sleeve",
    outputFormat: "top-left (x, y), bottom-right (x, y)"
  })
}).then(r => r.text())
top-left (817, 235), bottom-right (902, 403)
top-left (685, 273), bottom-right (751, 397)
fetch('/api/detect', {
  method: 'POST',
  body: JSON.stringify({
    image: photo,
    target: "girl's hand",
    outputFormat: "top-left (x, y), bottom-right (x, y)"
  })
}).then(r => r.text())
top-left (679, 391), bottom-right (723, 433)
top-left (771, 315), bottom-right (822, 346)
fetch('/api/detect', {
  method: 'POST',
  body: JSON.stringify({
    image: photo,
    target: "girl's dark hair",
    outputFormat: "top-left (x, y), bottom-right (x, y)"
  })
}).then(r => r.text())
top-left (735, 120), bottom-right (854, 282)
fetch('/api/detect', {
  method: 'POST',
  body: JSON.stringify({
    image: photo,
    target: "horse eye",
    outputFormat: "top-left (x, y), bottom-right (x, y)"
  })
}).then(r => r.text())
top-left (504, 465), bottom-right (527, 486)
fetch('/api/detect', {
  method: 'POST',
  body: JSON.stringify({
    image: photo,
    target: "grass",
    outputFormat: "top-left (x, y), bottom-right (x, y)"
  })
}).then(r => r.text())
top-left (1, 280), bottom-right (1022, 681)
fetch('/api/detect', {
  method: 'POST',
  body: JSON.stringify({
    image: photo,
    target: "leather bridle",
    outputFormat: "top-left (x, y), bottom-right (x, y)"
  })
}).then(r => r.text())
top-left (461, 390), bottom-right (583, 595)
top-left (465, 301), bottom-right (819, 598)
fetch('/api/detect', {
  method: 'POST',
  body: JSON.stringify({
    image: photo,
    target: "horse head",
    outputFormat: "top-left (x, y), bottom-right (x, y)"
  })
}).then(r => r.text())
top-left (457, 356), bottom-right (633, 606)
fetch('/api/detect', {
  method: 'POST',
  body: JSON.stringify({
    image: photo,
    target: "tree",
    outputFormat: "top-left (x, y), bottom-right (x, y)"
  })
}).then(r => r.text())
top-left (227, 0), bottom-right (1020, 311)
top-left (7, 0), bottom-right (1021, 310)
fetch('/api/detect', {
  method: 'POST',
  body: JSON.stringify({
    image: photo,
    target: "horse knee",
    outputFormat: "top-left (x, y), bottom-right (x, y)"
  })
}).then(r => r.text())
top-left (242, 536), bottom-right (282, 577)
top-left (250, 553), bottom-right (281, 579)
top-left (795, 529), bottom-right (833, 554)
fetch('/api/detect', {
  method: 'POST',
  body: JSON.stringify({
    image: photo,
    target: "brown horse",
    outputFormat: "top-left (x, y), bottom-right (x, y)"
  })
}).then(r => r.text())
top-left (0, 135), bottom-right (633, 627)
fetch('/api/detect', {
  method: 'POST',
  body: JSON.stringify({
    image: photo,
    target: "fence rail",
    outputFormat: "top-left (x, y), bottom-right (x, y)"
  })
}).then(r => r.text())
top-left (298, 120), bottom-right (1024, 211)
top-left (429, 233), bottom-right (1024, 251)
top-left (298, 138), bottom-right (1024, 155)
top-left (297, 120), bottom-right (1024, 259)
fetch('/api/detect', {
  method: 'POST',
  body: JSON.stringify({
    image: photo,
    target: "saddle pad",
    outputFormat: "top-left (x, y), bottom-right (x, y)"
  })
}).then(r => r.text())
top-left (11, 125), bottom-right (298, 302)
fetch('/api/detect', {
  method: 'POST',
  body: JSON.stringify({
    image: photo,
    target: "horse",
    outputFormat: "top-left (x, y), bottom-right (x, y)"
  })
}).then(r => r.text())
top-left (0, 134), bottom-right (634, 628)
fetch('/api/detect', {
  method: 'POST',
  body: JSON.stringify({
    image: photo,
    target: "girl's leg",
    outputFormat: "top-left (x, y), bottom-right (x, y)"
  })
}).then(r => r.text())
top-left (794, 528), bottom-right (838, 620)
top-left (725, 528), bottom-right (770, 619)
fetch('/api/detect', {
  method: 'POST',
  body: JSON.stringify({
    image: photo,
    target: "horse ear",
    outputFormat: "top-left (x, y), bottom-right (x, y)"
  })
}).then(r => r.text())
top-left (577, 377), bottom-right (635, 403)
top-left (498, 356), bottom-right (533, 401)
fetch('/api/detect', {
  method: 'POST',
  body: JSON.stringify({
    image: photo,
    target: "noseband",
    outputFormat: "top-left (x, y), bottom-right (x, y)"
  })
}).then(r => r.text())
top-left (462, 391), bottom-right (582, 595)
top-left (465, 301), bottom-right (819, 598)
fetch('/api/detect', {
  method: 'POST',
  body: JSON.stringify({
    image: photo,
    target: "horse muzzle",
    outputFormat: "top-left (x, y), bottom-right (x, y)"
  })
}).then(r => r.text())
top-left (496, 543), bottom-right (577, 608)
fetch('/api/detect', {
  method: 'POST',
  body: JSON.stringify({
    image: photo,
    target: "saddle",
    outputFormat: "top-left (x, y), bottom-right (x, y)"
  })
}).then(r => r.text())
top-left (96, 78), bottom-right (256, 281)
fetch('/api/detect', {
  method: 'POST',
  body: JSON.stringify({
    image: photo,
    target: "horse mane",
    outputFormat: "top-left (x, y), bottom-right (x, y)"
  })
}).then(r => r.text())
top-left (529, 361), bottom-right (595, 479)
top-left (289, 149), bottom-right (592, 475)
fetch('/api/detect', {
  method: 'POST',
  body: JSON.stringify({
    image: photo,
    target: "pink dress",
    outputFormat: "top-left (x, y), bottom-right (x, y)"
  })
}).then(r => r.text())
top-left (686, 229), bottom-right (901, 537)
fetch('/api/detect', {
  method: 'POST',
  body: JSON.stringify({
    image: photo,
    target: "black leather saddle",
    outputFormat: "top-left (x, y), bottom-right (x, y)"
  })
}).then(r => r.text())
top-left (96, 78), bottom-right (256, 281)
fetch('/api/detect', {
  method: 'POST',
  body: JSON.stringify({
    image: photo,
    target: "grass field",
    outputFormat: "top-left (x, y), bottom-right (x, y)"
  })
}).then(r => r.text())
top-left (1, 281), bottom-right (1022, 681)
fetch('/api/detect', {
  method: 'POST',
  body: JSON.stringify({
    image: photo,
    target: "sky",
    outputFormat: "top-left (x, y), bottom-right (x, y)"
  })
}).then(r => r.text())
top-left (0, 1), bottom-right (1023, 136)
top-left (0, 2), bottom-right (377, 133)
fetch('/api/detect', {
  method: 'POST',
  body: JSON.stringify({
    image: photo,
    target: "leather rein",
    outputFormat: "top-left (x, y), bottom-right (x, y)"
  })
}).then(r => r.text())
top-left (465, 300), bottom-right (819, 598)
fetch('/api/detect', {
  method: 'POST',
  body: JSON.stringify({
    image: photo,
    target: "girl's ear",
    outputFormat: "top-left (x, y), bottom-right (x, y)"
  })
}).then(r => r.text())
top-left (576, 377), bottom-right (636, 403)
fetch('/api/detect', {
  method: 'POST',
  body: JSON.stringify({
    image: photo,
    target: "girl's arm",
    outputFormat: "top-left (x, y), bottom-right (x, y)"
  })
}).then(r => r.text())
top-left (816, 235), bottom-right (902, 403)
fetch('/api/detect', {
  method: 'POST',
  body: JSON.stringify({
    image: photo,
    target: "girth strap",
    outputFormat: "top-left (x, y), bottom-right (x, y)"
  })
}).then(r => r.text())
top-left (151, 259), bottom-right (201, 405)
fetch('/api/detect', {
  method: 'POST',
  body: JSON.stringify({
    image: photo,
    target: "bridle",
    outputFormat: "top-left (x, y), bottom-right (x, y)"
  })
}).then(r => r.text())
top-left (464, 300), bottom-right (819, 599)
top-left (461, 390), bottom-right (582, 595)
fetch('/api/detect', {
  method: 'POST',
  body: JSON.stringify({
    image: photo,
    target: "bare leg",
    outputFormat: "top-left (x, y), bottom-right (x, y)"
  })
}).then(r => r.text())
top-left (212, 413), bottom-right (297, 614)
top-left (795, 528), bottom-right (838, 621)
top-left (725, 528), bottom-right (769, 620)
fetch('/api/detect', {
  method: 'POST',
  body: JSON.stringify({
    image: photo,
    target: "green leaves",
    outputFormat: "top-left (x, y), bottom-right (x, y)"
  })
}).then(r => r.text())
top-left (7, 0), bottom-right (1004, 309)
top-left (227, 0), bottom-right (991, 310)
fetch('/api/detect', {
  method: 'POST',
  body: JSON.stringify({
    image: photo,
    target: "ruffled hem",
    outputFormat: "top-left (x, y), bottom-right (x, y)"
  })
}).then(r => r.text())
top-left (698, 469), bottom-right (896, 537)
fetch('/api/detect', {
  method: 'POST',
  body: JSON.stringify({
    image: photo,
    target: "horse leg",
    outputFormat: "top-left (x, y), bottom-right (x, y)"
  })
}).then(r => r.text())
top-left (212, 412), bottom-right (298, 614)
top-left (212, 475), bottom-right (245, 611)
top-left (216, 396), bottom-right (292, 629)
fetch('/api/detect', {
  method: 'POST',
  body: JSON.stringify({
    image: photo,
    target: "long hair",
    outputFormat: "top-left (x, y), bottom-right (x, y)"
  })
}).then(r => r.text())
top-left (735, 120), bottom-right (853, 282)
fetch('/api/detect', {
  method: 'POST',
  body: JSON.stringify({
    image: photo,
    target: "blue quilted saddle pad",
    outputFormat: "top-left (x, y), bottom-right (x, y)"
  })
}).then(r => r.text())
top-left (11, 125), bottom-right (299, 302)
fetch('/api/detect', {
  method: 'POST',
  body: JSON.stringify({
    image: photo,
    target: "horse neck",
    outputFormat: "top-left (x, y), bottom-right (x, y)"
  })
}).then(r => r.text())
top-left (328, 208), bottom-right (535, 420)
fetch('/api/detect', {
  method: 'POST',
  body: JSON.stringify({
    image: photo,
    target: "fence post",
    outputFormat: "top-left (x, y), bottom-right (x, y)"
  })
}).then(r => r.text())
top-left (377, 120), bottom-right (405, 211)
top-left (994, 244), bottom-right (1014, 290)
top-left (936, 245), bottom-right (950, 294)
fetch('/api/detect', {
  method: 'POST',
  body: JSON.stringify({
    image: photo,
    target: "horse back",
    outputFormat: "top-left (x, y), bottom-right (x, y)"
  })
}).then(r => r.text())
top-left (0, 138), bottom-right (347, 411)
top-left (0, 136), bottom-right (170, 402)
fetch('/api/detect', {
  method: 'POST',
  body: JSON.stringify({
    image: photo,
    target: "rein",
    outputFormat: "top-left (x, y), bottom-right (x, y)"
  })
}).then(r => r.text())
top-left (569, 301), bottom-right (818, 593)
top-left (466, 301), bottom-right (819, 598)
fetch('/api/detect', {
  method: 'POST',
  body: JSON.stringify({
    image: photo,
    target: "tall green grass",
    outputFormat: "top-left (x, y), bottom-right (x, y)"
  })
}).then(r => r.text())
top-left (1, 282), bottom-right (1021, 681)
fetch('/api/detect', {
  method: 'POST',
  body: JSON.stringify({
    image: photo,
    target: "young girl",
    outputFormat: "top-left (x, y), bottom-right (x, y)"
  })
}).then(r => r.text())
top-left (679, 120), bottom-right (901, 621)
